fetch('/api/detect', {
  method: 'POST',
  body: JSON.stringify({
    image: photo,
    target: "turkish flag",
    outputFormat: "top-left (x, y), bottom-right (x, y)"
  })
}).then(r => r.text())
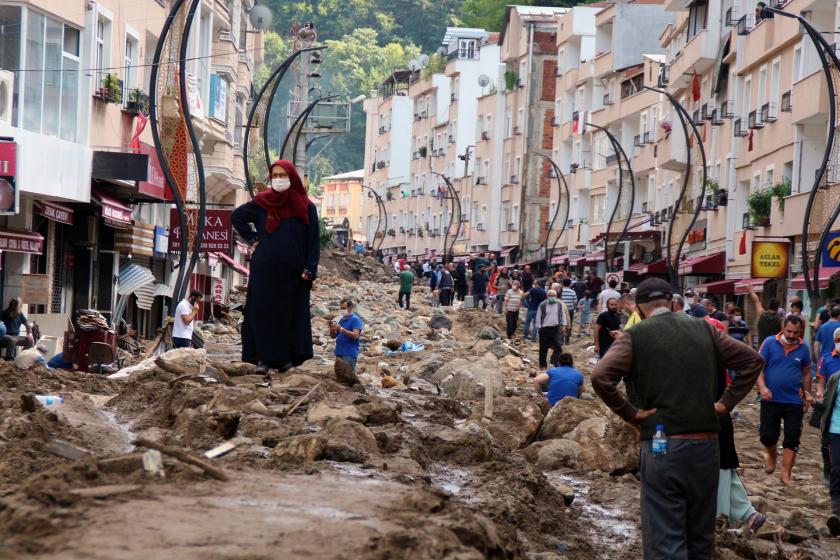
top-left (572, 118), bottom-right (579, 134)
top-left (739, 229), bottom-right (747, 255)
top-left (748, 129), bottom-right (754, 152)
top-left (692, 70), bottom-right (701, 102)
top-left (128, 111), bottom-right (148, 151)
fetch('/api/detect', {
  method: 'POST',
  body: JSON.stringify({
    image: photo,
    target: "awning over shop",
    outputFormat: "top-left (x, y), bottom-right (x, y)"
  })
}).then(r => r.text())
top-left (570, 254), bottom-right (588, 266)
top-left (214, 252), bottom-right (249, 277)
top-left (612, 255), bottom-right (624, 267)
top-left (696, 279), bottom-right (736, 295)
top-left (550, 253), bottom-right (569, 265)
top-left (626, 262), bottom-right (646, 273)
top-left (94, 189), bottom-right (133, 229)
top-left (734, 277), bottom-right (767, 295)
top-left (0, 228), bottom-right (44, 254)
top-left (585, 251), bottom-right (605, 265)
top-left (38, 201), bottom-right (74, 225)
top-left (678, 252), bottom-right (725, 275)
top-left (500, 246), bottom-right (517, 257)
top-left (639, 259), bottom-right (668, 275)
top-left (790, 267), bottom-right (840, 290)
top-left (134, 283), bottom-right (156, 311)
top-left (117, 264), bottom-right (155, 296)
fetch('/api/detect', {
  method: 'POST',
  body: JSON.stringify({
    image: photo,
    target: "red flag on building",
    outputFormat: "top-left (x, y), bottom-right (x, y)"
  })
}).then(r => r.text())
top-left (572, 118), bottom-right (579, 134)
top-left (128, 111), bottom-right (149, 151)
top-left (748, 129), bottom-right (754, 152)
top-left (692, 69), bottom-right (701, 102)
top-left (739, 229), bottom-right (747, 255)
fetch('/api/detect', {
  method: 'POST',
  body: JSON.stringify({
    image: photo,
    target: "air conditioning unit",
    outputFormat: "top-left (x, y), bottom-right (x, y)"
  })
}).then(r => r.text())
top-left (0, 71), bottom-right (13, 124)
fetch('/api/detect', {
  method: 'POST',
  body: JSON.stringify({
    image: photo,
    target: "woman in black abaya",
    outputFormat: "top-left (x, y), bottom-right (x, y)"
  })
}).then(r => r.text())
top-left (232, 159), bottom-right (320, 374)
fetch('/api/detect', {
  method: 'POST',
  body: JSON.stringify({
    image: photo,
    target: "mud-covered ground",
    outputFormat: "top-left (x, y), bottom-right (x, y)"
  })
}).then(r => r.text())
top-left (0, 254), bottom-right (837, 559)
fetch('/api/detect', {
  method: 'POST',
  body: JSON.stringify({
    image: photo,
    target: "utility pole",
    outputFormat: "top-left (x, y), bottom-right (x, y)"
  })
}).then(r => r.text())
top-left (289, 22), bottom-right (318, 174)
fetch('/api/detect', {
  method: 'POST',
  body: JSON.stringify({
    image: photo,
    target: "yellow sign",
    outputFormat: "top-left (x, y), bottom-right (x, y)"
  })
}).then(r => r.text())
top-left (751, 241), bottom-right (789, 278)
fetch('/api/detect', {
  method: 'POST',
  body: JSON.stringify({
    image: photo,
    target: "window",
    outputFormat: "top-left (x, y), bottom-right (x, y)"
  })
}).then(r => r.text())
top-left (792, 46), bottom-right (802, 82)
top-left (187, 5), bottom-right (213, 113)
top-left (512, 205), bottom-right (519, 230)
top-left (95, 15), bottom-right (111, 92)
top-left (514, 157), bottom-right (521, 181)
top-left (742, 76), bottom-right (752, 116)
top-left (20, 9), bottom-right (81, 141)
top-left (209, 74), bottom-right (229, 122)
top-left (228, 0), bottom-right (241, 47)
top-left (233, 94), bottom-right (244, 150)
top-left (687, 0), bottom-right (708, 39)
top-left (482, 160), bottom-right (489, 182)
top-left (591, 194), bottom-right (606, 224)
top-left (517, 107), bottom-right (524, 131)
top-left (770, 58), bottom-right (781, 107)
top-left (504, 106), bottom-right (512, 138)
top-left (758, 65), bottom-right (767, 110)
top-left (239, 5), bottom-right (247, 50)
top-left (124, 33), bottom-right (139, 105)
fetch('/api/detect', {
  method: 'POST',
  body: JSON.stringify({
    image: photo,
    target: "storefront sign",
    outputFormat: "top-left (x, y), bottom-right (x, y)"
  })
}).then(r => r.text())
top-left (95, 190), bottom-right (133, 229)
top-left (687, 219), bottom-right (707, 250)
top-left (751, 241), bottom-right (789, 278)
top-left (20, 274), bottom-right (50, 305)
top-left (39, 201), bottom-right (74, 225)
top-left (0, 228), bottom-right (43, 254)
top-left (168, 209), bottom-right (232, 253)
top-left (822, 231), bottom-right (840, 267)
top-left (0, 140), bottom-right (18, 216)
top-left (154, 226), bottom-right (169, 257)
top-left (137, 143), bottom-right (166, 200)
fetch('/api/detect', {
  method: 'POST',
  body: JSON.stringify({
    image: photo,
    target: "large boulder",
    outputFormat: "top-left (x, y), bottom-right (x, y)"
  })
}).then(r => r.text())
top-left (537, 397), bottom-right (609, 441)
top-left (107, 357), bottom-right (157, 380)
top-left (471, 396), bottom-right (544, 449)
top-left (306, 401), bottom-right (364, 424)
top-left (272, 434), bottom-right (326, 462)
top-left (354, 306), bottom-right (375, 324)
top-left (472, 338), bottom-right (510, 359)
top-left (429, 314), bottom-right (453, 330)
top-left (498, 355), bottom-right (524, 372)
top-left (431, 353), bottom-right (504, 399)
top-left (413, 354), bottom-right (445, 380)
top-left (155, 348), bottom-right (207, 375)
top-left (422, 423), bottom-right (493, 464)
top-left (478, 326), bottom-right (500, 340)
top-left (523, 439), bottom-right (582, 470)
top-left (568, 417), bottom-right (639, 474)
top-left (310, 303), bottom-right (330, 317)
top-left (323, 419), bottom-right (379, 462)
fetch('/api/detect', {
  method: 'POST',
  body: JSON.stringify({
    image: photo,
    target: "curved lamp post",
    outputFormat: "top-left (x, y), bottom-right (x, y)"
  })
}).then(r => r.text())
top-left (643, 86), bottom-right (707, 290)
top-left (279, 94), bottom-right (338, 166)
top-left (585, 123), bottom-right (636, 272)
top-left (759, 3), bottom-right (840, 308)
top-left (534, 153), bottom-right (571, 273)
top-left (361, 184), bottom-right (387, 253)
top-left (433, 173), bottom-right (462, 265)
top-left (243, 46), bottom-right (326, 197)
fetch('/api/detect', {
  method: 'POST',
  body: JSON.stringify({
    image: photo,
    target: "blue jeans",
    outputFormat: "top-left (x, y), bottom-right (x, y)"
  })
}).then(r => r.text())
top-left (336, 354), bottom-right (357, 372)
top-left (524, 309), bottom-right (538, 340)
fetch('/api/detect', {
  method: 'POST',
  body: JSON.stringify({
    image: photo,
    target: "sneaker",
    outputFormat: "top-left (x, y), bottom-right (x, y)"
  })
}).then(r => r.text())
top-left (828, 514), bottom-right (840, 536)
top-left (745, 512), bottom-right (765, 535)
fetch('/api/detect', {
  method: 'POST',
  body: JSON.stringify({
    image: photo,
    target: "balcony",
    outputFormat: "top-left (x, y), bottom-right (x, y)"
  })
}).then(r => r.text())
top-left (748, 110), bottom-right (764, 129)
top-left (603, 93), bottom-right (614, 106)
top-left (792, 70), bottom-right (828, 124)
top-left (781, 91), bottom-right (792, 113)
top-left (481, 131), bottom-right (490, 141)
top-left (720, 100), bottom-right (735, 119)
top-left (510, 175), bottom-right (520, 184)
top-left (734, 117), bottom-right (749, 137)
top-left (737, 14), bottom-right (754, 36)
top-left (761, 102), bottom-right (777, 124)
top-left (475, 177), bottom-right (486, 186)
top-left (513, 126), bottom-right (522, 136)
top-left (668, 29), bottom-right (717, 90)
top-left (593, 50), bottom-right (613, 79)
top-left (658, 127), bottom-right (687, 171)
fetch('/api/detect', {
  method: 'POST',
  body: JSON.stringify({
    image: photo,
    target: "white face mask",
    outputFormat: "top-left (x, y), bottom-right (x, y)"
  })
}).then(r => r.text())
top-left (733, 315), bottom-right (742, 323)
top-left (835, 342), bottom-right (840, 352)
top-left (271, 178), bottom-right (291, 192)
top-left (339, 309), bottom-right (349, 318)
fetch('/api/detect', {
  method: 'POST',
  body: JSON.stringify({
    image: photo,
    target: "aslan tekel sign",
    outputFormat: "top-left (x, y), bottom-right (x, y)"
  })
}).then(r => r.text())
top-left (751, 240), bottom-right (789, 279)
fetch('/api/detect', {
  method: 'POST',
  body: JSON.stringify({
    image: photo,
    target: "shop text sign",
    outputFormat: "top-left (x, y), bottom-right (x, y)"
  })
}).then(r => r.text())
top-left (0, 141), bottom-right (18, 216)
top-left (822, 232), bottom-right (840, 267)
top-left (751, 241), bottom-right (789, 278)
top-left (168, 209), bottom-right (232, 253)
top-left (21, 274), bottom-right (50, 305)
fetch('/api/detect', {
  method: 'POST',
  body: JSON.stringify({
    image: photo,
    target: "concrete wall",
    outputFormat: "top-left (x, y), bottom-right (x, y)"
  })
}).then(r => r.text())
top-left (613, 6), bottom-right (675, 71)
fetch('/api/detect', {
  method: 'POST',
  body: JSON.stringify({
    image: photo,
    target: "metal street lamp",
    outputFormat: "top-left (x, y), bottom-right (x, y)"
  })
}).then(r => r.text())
top-left (533, 153), bottom-right (570, 274)
top-left (433, 172), bottom-right (462, 265)
top-left (361, 185), bottom-right (387, 253)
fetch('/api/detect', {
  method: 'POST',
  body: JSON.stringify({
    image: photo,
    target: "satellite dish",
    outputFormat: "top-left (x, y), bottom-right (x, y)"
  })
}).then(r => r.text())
top-left (408, 59), bottom-right (420, 72)
top-left (477, 74), bottom-right (490, 88)
top-left (419, 54), bottom-right (430, 66)
top-left (436, 47), bottom-right (447, 57)
top-left (249, 5), bottom-right (273, 30)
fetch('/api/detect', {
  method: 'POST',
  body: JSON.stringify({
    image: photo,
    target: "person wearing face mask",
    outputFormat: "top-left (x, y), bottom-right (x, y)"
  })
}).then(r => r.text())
top-left (594, 297), bottom-right (621, 359)
top-left (757, 315), bottom-right (813, 485)
top-left (535, 289), bottom-right (568, 369)
top-left (232, 160), bottom-right (320, 375)
top-left (330, 299), bottom-right (363, 372)
top-left (172, 290), bottom-right (203, 348)
top-left (727, 306), bottom-right (750, 344)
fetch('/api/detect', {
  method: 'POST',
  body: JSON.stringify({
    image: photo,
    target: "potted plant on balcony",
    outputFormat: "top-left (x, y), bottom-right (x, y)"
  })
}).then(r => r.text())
top-left (504, 71), bottom-right (519, 92)
top-left (418, 146), bottom-right (427, 157)
top-left (771, 178), bottom-right (791, 214)
top-left (747, 188), bottom-right (772, 227)
top-left (387, 228), bottom-right (396, 237)
top-left (97, 73), bottom-right (122, 103)
top-left (124, 88), bottom-right (145, 114)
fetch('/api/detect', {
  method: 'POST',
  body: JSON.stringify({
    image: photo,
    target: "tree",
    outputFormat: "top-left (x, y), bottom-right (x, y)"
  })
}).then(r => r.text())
top-left (459, 0), bottom-right (582, 31)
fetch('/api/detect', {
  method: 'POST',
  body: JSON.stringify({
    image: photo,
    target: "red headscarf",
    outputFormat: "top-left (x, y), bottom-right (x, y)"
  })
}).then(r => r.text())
top-left (253, 160), bottom-right (311, 233)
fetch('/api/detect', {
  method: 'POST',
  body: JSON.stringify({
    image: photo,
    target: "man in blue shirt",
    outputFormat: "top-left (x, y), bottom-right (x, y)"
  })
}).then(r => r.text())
top-left (532, 353), bottom-right (584, 405)
top-left (330, 299), bottom-right (363, 372)
top-left (758, 316), bottom-right (813, 485)
top-left (470, 265), bottom-right (489, 310)
top-left (522, 279), bottom-right (547, 342)
top-left (814, 305), bottom-right (840, 362)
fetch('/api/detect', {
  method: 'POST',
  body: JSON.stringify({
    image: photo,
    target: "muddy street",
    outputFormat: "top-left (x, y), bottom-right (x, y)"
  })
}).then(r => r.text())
top-left (0, 254), bottom-right (838, 559)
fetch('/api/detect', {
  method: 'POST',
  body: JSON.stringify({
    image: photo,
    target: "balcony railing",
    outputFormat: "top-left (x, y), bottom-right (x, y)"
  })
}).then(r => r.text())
top-left (761, 102), bottom-right (777, 123)
top-left (711, 109), bottom-right (724, 126)
top-left (644, 131), bottom-right (654, 144)
top-left (475, 177), bottom-right (486, 185)
top-left (476, 223), bottom-right (485, 231)
top-left (447, 48), bottom-right (480, 62)
top-left (572, 110), bottom-right (580, 122)
top-left (510, 175), bottom-right (520, 184)
top-left (734, 117), bottom-right (748, 137)
top-left (720, 100), bottom-right (735, 119)
top-left (634, 134), bottom-right (643, 147)
top-left (552, 116), bottom-right (560, 127)
top-left (725, 7), bottom-right (738, 27)
top-left (781, 91), bottom-right (792, 112)
top-left (605, 153), bottom-right (618, 166)
top-left (507, 223), bottom-right (516, 232)
top-left (748, 110), bottom-right (763, 129)
top-left (513, 126), bottom-right (522, 135)
top-left (692, 109), bottom-right (703, 126)
top-left (658, 66), bottom-right (669, 88)
top-left (737, 14), bottom-right (754, 36)
top-left (603, 93), bottom-right (614, 106)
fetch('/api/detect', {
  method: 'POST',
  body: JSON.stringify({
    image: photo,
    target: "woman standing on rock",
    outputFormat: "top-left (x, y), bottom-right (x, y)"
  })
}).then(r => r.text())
top-left (232, 160), bottom-right (320, 374)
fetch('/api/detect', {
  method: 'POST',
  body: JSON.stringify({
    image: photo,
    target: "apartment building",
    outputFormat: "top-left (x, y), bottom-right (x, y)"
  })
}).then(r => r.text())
top-left (0, 0), bottom-right (261, 340)
top-left (321, 169), bottom-right (365, 231)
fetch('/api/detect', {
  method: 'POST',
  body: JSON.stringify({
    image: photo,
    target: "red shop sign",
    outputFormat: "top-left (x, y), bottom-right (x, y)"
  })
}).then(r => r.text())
top-left (137, 142), bottom-right (166, 200)
top-left (168, 209), bottom-right (232, 253)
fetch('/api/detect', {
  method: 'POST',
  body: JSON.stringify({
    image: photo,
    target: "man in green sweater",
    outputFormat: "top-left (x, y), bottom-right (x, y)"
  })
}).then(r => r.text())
top-left (398, 264), bottom-right (415, 311)
top-left (592, 278), bottom-right (764, 559)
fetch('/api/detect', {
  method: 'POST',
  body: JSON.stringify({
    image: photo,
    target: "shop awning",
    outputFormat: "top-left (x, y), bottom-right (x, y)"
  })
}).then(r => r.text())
top-left (791, 267), bottom-right (840, 290)
top-left (626, 262), bottom-right (646, 273)
top-left (639, 259), bottom-right (668, 275)
top-left (678, 252), bottom-right (725, 275)
top-left (214, 252), bottom-right (250, 277)
top-left (570, 254), bottom-right (588, 266)
top-left (134, 283), bottom-right (156, 311)
top-left (734, 277), bottom-right (767, 295)
top-left (551, 253), bottom-right (569, 265)
top-left (94, 189), bottom-right (132, 229)
top-left (613, 255), bottom-right (624, 267)
top-left (500, 246), bottom-right (517, 257)
top-left (696, 279), bottom-right (736, 295)
top-left (0, 228), bottom-right (44, 254)
top-left (117, 264), bottom-right (155, 296)
top-left (585, 251), bottom-right (605, 264)
top-left (38, 201), bottom-right (74, 225)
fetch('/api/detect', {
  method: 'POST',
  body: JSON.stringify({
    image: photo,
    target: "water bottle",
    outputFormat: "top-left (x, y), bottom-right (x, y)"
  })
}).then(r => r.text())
top-left (35, 395), bottom-right (64, 406)
top-left (651, 424), bottom-right (668, 456)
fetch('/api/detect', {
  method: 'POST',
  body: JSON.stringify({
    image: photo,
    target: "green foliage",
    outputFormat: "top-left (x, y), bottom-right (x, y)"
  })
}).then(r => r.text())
top-left (705, 178), bottom-right (719, 193)
top-left (307, 157), bottom-right (336, 195)
top-left (319, 217), bottom-right (336, 249)
top-left (748, 188), bottom-right (772, 224)
top-left (102, 73), bottom-right (122, 103)
top-left (422, 54), bottom-right (446, 79)
top-left (460, 0), bottom-right (582, 31)
top-left (504, 71), bottom-right (519, 92)
top-left (771, 179), bottom-right (791, 213)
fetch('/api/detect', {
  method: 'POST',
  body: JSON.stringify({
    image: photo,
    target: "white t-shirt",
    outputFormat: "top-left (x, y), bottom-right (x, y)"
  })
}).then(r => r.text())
top-left (173, 299), bottom-right (194, 339)
top-left (598, 288), bottom-right (621, 312)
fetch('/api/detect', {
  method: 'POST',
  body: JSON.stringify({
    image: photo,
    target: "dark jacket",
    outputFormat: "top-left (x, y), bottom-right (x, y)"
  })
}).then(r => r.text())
top-left (471, 271), bottom-right (487, 295)
top-left (820, 371), bottom-right (840, 438)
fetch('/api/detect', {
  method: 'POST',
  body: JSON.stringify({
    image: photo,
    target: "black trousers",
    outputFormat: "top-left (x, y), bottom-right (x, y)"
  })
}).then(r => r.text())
top-left (505, 310), bottom-right (519, 338)
top-left (398, 290), bottom-right (411, 310)
top-left (565, 309), bottom-right (575, 343)
top-left (439, 289), bottom-right (453, 306)
top-left (640, 439), bottom-right (719, 560)
top-left (538, 326), bottom-right (562, 369)
top-left (759, 401), bottom-right (804, 451)
top-left (829, 433), bottom-right (840, 501)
